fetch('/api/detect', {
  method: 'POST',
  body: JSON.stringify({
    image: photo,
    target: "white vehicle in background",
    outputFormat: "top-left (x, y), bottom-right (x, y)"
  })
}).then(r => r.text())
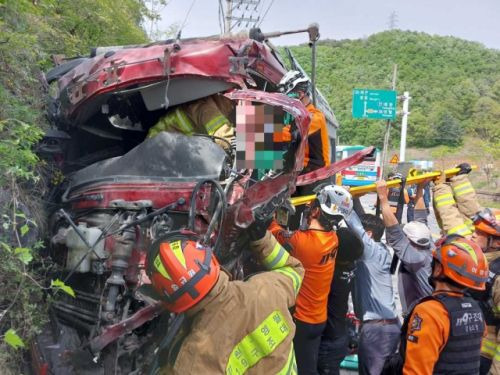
top-left (337, 145), bottom-right (381, 186)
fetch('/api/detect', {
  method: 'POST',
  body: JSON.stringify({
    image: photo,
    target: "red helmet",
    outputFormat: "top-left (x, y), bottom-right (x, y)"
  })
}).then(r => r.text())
top-left (473, 208), bottom-right (500, 237)
top-left (146, 233), bottom-right (220, 313)
top-left (433, 236), bottom-right (489, 291)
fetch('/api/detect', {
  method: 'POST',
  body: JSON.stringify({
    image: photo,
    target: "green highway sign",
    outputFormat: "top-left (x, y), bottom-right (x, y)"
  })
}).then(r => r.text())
top-left (352, 89), bottom-right (397, 119)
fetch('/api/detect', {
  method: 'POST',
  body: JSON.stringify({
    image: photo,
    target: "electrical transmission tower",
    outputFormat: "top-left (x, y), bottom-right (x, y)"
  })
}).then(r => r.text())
top-left (224, 0), bottom-right (261, 33)
top-left (387, 11), bottom-right (398, 30)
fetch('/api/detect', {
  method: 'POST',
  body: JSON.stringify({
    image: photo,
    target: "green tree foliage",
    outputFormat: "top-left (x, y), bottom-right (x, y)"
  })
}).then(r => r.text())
top-left (0, 0), bottom-right (150, 371)
top-left (434, 113), bottom-right (464, 147)
top-left (289, 31), bottom-right (500, 149)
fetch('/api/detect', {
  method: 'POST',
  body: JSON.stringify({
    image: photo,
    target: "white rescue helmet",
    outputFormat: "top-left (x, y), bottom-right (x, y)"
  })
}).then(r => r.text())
top-left (316, 185), bottom-right (353, 218)
top-left (403, 221), bottom-right (431, 247)
top-left (278, 70), bottom-right (311, 95)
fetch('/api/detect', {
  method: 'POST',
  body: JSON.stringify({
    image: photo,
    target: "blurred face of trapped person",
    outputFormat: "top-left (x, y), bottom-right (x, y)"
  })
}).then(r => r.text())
top-left (235, 101), bottom-right (286, 170)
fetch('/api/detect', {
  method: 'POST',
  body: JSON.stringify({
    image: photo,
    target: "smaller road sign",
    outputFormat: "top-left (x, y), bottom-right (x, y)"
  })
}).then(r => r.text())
top-left (352, 89), bottom-right (397, 119)
top-left (389, 154), bottom-right (399, 164)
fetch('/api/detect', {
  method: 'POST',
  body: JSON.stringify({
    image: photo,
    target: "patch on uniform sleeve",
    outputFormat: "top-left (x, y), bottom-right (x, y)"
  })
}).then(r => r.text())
top-left (410, 313), bottom-right (423, 333)
top-left (407, 334), bottom-right (419, 343)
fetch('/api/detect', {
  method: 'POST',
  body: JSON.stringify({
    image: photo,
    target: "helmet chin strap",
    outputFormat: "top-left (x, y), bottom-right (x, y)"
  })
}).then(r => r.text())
top-left (428, 259), bottom-right (445, 288)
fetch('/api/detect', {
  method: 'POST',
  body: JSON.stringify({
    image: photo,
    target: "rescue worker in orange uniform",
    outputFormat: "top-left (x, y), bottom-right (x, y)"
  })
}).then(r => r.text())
top-left (270, 185), bottom-right (351, 375)
top-left (145, 217), bottom-right (304, 374)
top-left (278, 70), bottom-right (330, 173)
top-left (148, 93), bottom-right (235, 150)
top-left (388, 237), bottom-right (489, 375)
top-left (278, 70), bottom-right (331, 230)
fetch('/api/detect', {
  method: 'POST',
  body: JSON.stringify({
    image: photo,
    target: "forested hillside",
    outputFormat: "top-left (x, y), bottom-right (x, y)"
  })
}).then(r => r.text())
top-left (288, 31), bottom-right (500, 150)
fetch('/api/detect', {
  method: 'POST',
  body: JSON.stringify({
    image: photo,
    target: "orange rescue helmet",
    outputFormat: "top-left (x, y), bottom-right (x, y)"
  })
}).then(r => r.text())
top-left (473, 208), bottom-right (500, 237)
top-left (146, 233), bottom-right (220, 313)
top-left (433, 236), bottom-right (489, 291)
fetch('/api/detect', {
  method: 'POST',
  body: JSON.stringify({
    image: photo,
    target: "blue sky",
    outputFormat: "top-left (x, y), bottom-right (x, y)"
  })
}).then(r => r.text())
top-left (157, 0), bottom-right (500, 49)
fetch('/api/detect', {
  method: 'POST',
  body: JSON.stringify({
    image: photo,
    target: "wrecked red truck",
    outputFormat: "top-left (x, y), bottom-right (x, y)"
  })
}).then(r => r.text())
top-left (34, 28), bottom-right (372, 374)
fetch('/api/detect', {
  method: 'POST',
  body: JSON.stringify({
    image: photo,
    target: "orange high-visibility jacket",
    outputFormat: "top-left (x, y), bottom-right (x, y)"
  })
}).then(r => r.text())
top-left (303, 103), bottom-right (331, 172)
top-left (403, 291), bottom-right (485, 375)
top-left (270, 219), bottom-right (338, 324)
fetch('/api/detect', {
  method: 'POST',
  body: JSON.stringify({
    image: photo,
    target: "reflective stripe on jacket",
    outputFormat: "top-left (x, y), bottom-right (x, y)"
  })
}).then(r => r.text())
top-left (148, 94), bottom-right (233, 139)
top-left (450, 174), bottom-right (482, 219)
top-left (473, 251), bottom-right (500, 374)
top-left (183, 95), bottom-right (233, 136)
top-left (481, 325), bottom-right (497, 359)
top-left (148, 107), bottom-right (195, 137)
top-left (163, 231), bottom-right (304, 374)
top-left (432, 176), bottom-right (476, 237)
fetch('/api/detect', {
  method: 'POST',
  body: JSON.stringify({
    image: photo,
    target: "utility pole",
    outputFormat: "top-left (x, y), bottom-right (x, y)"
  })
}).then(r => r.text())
top-left (399, 91), bottom-right (410, 162)
top-left (379, 64), bottom-right (398, 180)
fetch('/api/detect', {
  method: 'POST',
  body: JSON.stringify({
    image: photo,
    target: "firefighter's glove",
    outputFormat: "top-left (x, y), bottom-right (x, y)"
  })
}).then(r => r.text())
top-left (248, 215), bottom-right (273, 241)
top-left (456, 162), bottom-right (472, 175)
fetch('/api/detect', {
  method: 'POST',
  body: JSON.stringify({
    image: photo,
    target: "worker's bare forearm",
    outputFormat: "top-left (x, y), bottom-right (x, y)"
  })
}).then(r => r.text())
top-left (415, 184), bottom-right (426, 210)
top-left (380, 197), bottom-right (399, 227)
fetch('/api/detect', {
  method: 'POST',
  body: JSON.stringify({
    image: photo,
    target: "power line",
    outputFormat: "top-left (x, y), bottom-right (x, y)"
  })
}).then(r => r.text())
top-left (255, 0), bottom-right (267, 27)
top-left (178, 0), bottom-right (198, 38)
top-left (258, 0), bottom-right (274, 27)
top-left (218, 0), bottom-right (225, 34)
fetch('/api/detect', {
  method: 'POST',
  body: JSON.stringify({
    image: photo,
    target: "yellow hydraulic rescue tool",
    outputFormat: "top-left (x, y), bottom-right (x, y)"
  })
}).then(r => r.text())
top-left (291, 165), bottom-right (477, 206)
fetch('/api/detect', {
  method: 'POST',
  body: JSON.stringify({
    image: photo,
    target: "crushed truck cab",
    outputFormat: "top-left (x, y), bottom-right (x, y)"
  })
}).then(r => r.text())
top-left (34, 29), bottom-right (368, 374)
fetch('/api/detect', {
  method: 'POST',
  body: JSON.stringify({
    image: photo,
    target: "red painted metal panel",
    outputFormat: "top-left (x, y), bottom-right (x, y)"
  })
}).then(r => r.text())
top-left (296, 147), bottom-right (375, 186)
top-left (57, 38), bottom-right (286, 122)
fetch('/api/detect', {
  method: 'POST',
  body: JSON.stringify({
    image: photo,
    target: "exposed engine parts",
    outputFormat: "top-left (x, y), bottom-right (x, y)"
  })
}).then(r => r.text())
top-left (52, 222), bottom-right (106, 273)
